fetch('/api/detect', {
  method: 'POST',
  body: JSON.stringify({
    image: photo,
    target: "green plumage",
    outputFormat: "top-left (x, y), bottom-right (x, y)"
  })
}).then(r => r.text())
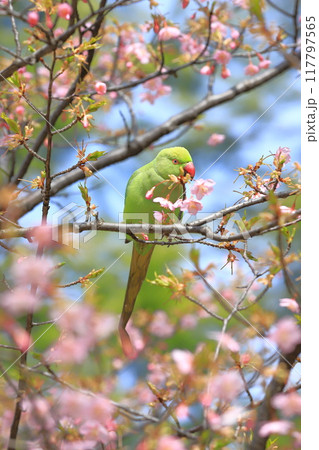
top-left (119, 147), bottom-right (194, 358)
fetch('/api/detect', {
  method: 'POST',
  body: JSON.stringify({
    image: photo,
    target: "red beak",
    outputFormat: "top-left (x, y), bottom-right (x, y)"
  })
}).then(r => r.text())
top-left (183, 161), bottom-right (195, 179)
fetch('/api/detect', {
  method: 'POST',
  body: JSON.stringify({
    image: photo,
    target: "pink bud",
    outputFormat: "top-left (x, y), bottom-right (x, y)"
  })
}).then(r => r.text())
top-left (245, 63), bottom-right (260, 76)
top-left (109, 92), bottom-right (117, 99)
top-left (94, 81), bottom-right (107, 95)
top-left (200, 65), bottom-right (214, 76)
top-left (231, 29), bottom-right (240, 40)
top-left (240, 353), bottom-right (251, 365)
top-left (27, 11), bottom-right (39, 27)
top-left (221, 65), bottom-right (231, 79)
top-left (145, 186), bottom-right (155, 199)
top-left (82, 115), bottom-right (90, 128)
top-left (57, 2), bottom-right (73, 20)
top-left (15, 105), bottom-right (25, 116)
top-left (46, 13), bottom-right (53, 29)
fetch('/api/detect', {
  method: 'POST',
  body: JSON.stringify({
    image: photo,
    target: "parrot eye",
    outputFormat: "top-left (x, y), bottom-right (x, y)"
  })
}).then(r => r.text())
top-left (172, 159), bottom-right (179, 165)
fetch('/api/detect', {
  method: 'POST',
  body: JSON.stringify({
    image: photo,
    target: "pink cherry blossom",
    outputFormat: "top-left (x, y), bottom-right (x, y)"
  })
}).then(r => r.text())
top-left (208, 406), bottom-right (243, 430)
top-left (153, 197), bottom-right (176, 211)
top-left (279, 298), bottom-right (300, 313)
top-left (29, 224), bottom-right (55, 248)
top-left (240, 353), bottom-right (251, 366)
top-left (221, 66), bottom-right (231, 78)
top-left (125, 321), bottom-right (145, 353)
top-left (209, 332), bottom-right (240, 352)
top-left (46, 13), bottom-right (53, 29)
top-left (141, 78), bottom-right (172, 103)
top-left (233, 0), bottom-right (249, 9)
top-left (211, 17), bottom-right (227, 37)
top-left (144, 77), bottom-right (171, 94)
top-left (272, 391), bottom-right (301, 417)
top-left (179, 197), bottom-right (203, 215)
top-left (58, 390), bottom-right (114, 424)
top-left (94, 81), bottom-right (107, 95)
top-left (259, 59), bottom-right (271, 69)
top-left (57, 3), bottom-right (73, 20)
top-left (274, 146), bottom-right (291, 166)
top-left (158, 26), bottom-right (181, 41)
top-left (231, 28), bottom-right (240, 39)
top-left (209, 371), bottom-right (244, 402)
top-left (12, 256), bottom-right (53, 293)
top-left (171, 349), bottom-right (194, 375)
top-left (1, 288), bottom-right (41, 315)
top-left (191, 178), bottom-right (216, 200)
top-left (180, 313), bottom-right (198, 329)
top-left (15, 105), bottom-right (25, 116)
top-left (176, 403), bottom-right (189, 419)
top-left (53, 27), bottom-right (65, 38)
top-left (268, 317), bottom-right (301, 353)
top-left (157, 435), bottom-right (186, 450)
top-left (46, 335), bottom-right (91, 364)
top-left (259, 420), bottom-right (292, 437)
top-left (153, 211), bottom-right (166, 222)
top-left (189, 280), bottom-right (211, 305)
top-left (279, 206), bottom-right (295, 215)
top-left (147, 362), bottom-right (168, 385)
top-left (213, 50), bottom-right (232, 65)
top-left (179, 33), bottom-right (205, 56)
top-left (11, 325), bottom-right (32, 352)
top-left (23, 397), bottom-right (55, 431)
top-left (220, 287), bottom-right (237, 305)
top-left (200, 65), bottom-right (214, 75)
top-left (125, 42), bottom-right (151, 64)
top-left (245, 63), bottom-right (260, 75)
top-left (207, 133), bottom-right (225, 146)
top-left (149, 310), bottom-right (174, 337)
top-left (79, 420), bottom-right (115, 446)
top-left (27, 11), bottom-right (39, 27)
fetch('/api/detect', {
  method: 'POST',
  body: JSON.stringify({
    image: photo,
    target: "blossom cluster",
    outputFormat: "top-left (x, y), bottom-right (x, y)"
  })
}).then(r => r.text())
top-left (145, 178), bottom-right (216, 223)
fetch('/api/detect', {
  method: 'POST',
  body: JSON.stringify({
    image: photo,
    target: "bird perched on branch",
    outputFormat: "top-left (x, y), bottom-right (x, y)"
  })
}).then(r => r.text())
top-left (120, 147), bottom-right (195, 358)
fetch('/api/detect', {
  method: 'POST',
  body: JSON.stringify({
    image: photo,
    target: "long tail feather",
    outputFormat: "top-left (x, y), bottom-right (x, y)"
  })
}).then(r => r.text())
top-left (119, 243), bottom-right (154, 358)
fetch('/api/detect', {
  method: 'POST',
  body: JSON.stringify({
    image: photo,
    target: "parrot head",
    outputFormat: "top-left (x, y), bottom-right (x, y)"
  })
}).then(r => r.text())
top-left (155, 147), bottom-right (195, 180)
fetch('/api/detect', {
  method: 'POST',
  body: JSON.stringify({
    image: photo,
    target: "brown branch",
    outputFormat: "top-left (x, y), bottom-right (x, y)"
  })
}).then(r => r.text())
top-left (0, 206), bottom-right (300, 244)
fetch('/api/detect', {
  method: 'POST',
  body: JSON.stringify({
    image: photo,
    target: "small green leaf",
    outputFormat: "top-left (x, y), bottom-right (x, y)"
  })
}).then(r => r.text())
top-left (87, 101), bottom-right (108, 112)
top-left (86, 268), bottom-right (105, 279)
top-left (86, 150), bottom-right (106, 161)
top-left (8, 72), bottom-right (20, 87)
top-left (78, 183), bottom-right (88, 201)
top-left (1, 113), bottom-right (21, 134)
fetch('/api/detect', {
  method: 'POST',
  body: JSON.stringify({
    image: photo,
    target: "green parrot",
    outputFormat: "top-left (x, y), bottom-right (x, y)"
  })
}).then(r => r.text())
top-left (120, 147), bottom-right (195, 358)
